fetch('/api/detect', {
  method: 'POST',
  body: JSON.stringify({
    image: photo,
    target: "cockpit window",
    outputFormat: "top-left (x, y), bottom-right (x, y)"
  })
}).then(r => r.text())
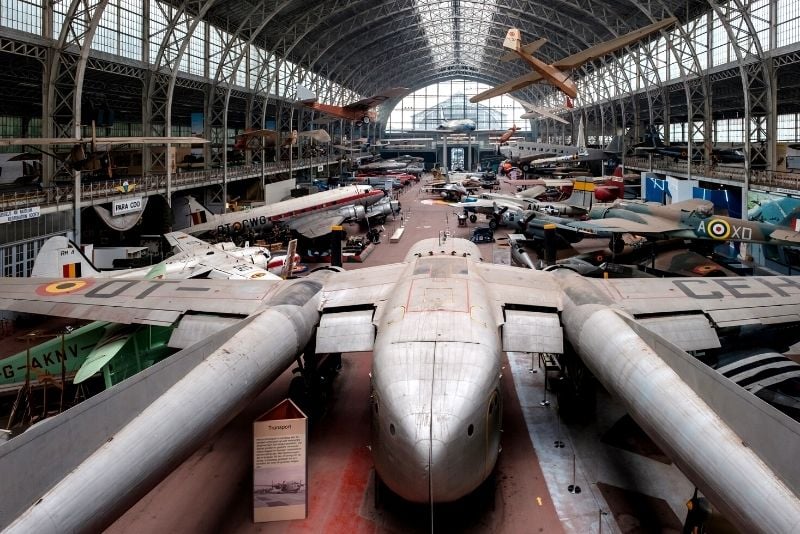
top-left (413, 257), bottom-right (468, 277)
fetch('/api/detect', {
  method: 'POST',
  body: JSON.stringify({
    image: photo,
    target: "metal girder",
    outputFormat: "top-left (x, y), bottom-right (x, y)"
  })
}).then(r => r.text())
top-left (0, 35), bottom-right (46, 62)
top-left (707, 0), bottom-right (773, 217)
top-left (144, 0), bottom-right (217, 175)
top-left (46, 0), bottom-right (110, 139)
top-left (291, 0), bottom-right (625, 96)
top-left (205, 0), bottom-right (293, 173)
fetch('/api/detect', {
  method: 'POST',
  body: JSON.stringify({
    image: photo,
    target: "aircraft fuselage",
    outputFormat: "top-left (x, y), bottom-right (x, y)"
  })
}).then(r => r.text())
top-left (370, 254), bottom-right (503, 503)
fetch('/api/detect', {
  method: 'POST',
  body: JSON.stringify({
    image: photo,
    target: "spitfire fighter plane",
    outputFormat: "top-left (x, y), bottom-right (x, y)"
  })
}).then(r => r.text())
top-left (569, 198), bottom-right (800, 252)
top-left (1, 235), bottom-right (800, 532)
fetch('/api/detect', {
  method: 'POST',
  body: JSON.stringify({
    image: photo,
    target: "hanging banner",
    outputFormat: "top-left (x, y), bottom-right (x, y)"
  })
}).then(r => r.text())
top-left (0, 206), bottom-right (40, 224)
top-left (253, 399), bottom-right (308, 523)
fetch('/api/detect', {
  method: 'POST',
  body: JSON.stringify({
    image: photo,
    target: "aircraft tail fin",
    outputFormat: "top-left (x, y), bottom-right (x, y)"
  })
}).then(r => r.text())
top-left (31, 236), bottom-right (101, 278)
top-left (179, 195), bottom-right (212, 229)
top-left (503, 28), bottom-right (523, 52)
top-left (296, 85), bottom-right (317, 103)
top-left (564, 177), bottom-right (596, 210)
top-left (575, 117), bottom-right (586, 151)
top-left (778, 206), bottom-right (800, 232)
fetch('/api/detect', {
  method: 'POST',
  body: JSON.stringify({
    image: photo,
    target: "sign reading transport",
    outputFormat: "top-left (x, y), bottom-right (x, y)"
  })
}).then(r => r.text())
top-left (0, 206), bottom-right (40, 224)
top-left (112, 197), bottom-right (143, 216)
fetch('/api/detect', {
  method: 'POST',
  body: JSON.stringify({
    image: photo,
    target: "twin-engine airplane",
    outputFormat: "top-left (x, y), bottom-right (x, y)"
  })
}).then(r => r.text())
top-left (1, 237), bottom-right (800, 532)
top-left (297, 86), bottom-right (408, 126)
top-left (471, 18), bottom-right (677, 102)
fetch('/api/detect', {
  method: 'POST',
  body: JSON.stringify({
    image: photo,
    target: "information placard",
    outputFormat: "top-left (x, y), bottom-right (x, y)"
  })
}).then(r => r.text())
top-left (112, 196), bottom-right (143, 216)
top-left (253, 399), bottom-right (308, 523)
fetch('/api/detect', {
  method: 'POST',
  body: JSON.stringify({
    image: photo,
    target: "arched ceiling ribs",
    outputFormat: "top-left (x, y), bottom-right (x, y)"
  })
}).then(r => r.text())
top-left (209, 0), bottom-right (293, 88)
top-left (46, 0), bottom-right (110, 139)
top-left (145, 0), bottom-right (217, 142)
top-left (293, 0), bottom-right (616, 90)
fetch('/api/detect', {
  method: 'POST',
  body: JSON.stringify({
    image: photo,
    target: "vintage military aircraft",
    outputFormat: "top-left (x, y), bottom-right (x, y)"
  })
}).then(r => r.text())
top-left (471, 18), bottom-right (677, 102)
top-left (0, 236), bottom-right (799, 533)
top-left (234, 128), bottom-right (331, 151)
top-left (569, 198), bottom-right (800, 252)
top-left (500, 135), bottom-right (621, 171)
top-left (297, 85), bottom-right (408, 126)
top-left (1, 232), bottom-right (305, 397)
top-left (0, 132), bottom-right (207, 181)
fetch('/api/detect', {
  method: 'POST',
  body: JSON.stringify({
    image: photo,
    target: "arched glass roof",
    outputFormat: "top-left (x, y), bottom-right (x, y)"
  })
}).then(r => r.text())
top-left (386, 79), bottom-right (529, 132)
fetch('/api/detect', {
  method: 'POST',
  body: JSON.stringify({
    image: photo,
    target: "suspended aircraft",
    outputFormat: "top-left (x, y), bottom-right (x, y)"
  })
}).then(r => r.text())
top-left (1, 236), bottom-right (800, 533)
top-left (497, 124), bottom-right (520, 144)
top-left (234, 128), bottom-right (331, 151)
top-left (0, 131), bottom-right (208, 181)
top-left (471, 18), bottom-right (677, 102)
top-left (519, 99), bottom-right (573, 124)
top-left (297, 86), bottom-right (408, 126)
top-left (435, 105), bottom-right (477, 132)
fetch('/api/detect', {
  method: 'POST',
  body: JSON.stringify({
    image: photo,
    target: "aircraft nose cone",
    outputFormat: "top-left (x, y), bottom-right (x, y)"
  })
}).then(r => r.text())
top-left (377, 404), bottom-right (487, 503)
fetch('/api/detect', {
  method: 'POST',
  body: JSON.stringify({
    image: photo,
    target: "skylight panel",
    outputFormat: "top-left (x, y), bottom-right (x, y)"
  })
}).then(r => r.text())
top-left (414, 0), bottom-right (499, 69)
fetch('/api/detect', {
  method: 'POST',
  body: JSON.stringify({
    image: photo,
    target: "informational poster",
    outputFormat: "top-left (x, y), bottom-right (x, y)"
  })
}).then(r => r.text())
top-left (253, 399), bottom-right (308, 523)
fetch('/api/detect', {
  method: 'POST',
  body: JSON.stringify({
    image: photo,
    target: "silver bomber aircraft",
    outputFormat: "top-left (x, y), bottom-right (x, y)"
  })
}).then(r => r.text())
top-left (1, 238), bottom-right (800, 532)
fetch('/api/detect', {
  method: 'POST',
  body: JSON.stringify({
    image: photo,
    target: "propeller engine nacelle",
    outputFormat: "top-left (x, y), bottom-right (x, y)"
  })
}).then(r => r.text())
top-left (340, 204), bottom-right (367, 221)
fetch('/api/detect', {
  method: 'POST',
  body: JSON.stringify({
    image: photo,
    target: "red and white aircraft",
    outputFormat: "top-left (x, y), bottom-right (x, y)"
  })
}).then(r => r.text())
top-left (297, 86), bottom-right (408, 126)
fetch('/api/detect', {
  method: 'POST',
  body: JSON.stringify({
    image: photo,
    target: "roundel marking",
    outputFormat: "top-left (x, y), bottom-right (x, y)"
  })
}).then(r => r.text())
top-left (706, 219), bottom-right (731, 240)
top-left (36, 279), bottom-right (92, 296)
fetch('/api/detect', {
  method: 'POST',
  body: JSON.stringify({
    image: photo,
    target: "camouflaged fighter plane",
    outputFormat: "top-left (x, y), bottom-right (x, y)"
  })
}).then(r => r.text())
top-left (568, 198), bottom-right (800, 253)
top-left (2, 237), bottom-right (800, 533)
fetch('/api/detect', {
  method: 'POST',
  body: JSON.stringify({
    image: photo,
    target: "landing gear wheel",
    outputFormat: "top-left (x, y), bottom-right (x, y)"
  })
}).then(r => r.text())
top-left (288, 375), bottom-right (309, 414)
top-left (362, 116), bottom-right (370, 124)
top-left (488, 219), bottom-right (498, 230)
top-left (556, 353), bottom-right (596, 423)
top-left (469, 214), bottom-right (477, 223)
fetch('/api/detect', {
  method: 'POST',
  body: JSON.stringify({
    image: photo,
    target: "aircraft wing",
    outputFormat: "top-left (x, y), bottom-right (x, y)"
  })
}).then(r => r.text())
top-left (767, 228), bottom-right (800, 244)
top-left (0, 137), bottom-right (207, 146)
top-left (0, 278), bottom-right (277, 326)
top-left (499, 37), bottom-right (547, 62)
top-left (594, 275), bottom-right (800, 335)
top-left (285, 210), bottom-right (346, 238)
top-left (568, 216), bottom-right (681, 234)
top-left (553, 17), bottom-right (677, 70)
top-left (470, 72), bottom-right (543, 102)
top-left (343, 88), bottom-right (409, 111)
top-left (164, 231), bottom-right (214, 255)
